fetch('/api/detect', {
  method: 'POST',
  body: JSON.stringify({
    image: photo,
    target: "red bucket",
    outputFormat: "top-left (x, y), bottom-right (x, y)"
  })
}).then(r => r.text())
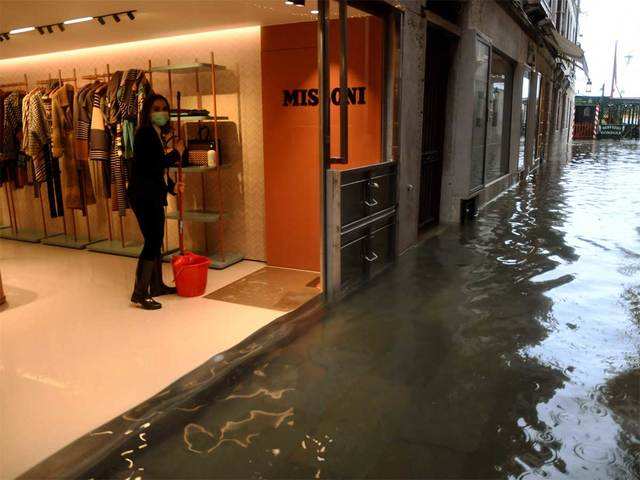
top-left (171, 252), bottom-right (212, 297)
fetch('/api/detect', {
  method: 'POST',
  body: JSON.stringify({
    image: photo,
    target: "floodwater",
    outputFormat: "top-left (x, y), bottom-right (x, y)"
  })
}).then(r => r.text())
top-left (24, 140), bottom-right (639, 479)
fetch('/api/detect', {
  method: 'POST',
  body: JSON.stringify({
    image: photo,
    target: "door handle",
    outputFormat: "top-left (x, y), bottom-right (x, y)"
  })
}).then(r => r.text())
top-left (369, 181), bottom-right (380, 189)
top-left (364, 251), bottom-right (379, 263)
top-left (364, 198), bottom-right (378, 207)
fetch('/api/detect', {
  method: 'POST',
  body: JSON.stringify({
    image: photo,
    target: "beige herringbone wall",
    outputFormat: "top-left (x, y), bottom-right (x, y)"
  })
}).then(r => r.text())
top-left (0, 27), bottom-right (266, 261)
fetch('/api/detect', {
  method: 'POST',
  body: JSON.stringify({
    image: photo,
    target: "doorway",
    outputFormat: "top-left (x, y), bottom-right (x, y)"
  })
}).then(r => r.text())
top-left (419, 26), bottom-right (456, 229)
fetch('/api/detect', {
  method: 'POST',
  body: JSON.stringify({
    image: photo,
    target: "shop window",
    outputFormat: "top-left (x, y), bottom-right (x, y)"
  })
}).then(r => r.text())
top-left (470, 39), bottom-right (490, 190)
top-left (485, 50), bottom-right (513, 182)
top-left (518, 69), bottom-right (531, 171)
top-left (470, 38), bottom-right (514, 188)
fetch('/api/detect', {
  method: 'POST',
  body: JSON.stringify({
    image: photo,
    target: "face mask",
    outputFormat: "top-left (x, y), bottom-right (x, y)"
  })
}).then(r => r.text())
top-left (151, 111), bottom-right (170, 127)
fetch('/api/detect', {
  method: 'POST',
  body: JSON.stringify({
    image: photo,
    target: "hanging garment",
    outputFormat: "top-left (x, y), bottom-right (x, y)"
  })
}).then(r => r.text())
top-left (89, 84), bottom-right (109, 162)
top-left (2, 91), bottom-right (27, 188)
top-left (51, 83), bottom-right (96, 211)
top-left (0, 90), bottom-right (8, 185)
top-left (42, 144), bottom-right (64, 218)
top-left (23, 90), bottom-right (51, 183)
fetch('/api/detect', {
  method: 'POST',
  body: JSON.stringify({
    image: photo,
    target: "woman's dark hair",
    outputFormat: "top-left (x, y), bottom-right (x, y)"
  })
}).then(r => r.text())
top-left (138, 93), bottom-right (171, 133)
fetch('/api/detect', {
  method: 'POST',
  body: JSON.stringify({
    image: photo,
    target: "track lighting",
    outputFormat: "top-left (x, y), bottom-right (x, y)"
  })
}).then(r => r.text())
top-left (4, 9), bottom-right (137, 41)
top-left (63, 16), bottom-right (93, 25)
top-left (9, 26), bottom-right (35, 34)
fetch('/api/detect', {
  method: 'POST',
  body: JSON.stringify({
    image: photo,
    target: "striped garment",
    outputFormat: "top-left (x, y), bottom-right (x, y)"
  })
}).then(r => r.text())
top-left (24, 91), bottom-right (51, 183)
top-left (89, 85), bottom-right (109, 162)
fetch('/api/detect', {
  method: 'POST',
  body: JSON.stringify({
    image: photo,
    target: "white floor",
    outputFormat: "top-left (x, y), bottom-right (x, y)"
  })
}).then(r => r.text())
top-left (0, 240), bottom-right (282, 479)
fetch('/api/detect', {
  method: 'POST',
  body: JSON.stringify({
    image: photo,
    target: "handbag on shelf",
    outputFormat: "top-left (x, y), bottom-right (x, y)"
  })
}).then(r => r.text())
top-left (187, 124), bottom-right (212, 166)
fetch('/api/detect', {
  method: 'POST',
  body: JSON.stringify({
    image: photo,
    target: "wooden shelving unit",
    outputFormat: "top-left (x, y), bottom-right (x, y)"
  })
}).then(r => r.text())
top-left (153, 54), bottom-right (243, 270)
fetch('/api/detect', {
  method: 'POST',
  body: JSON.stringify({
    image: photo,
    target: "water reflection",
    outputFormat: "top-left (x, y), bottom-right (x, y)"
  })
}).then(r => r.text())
top-left (22, 140), bottom-right (640, 479)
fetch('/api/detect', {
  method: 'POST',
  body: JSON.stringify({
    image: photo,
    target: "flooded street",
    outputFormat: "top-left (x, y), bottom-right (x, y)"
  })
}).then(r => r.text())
top-left (28, 140), bottom-right (640, 479)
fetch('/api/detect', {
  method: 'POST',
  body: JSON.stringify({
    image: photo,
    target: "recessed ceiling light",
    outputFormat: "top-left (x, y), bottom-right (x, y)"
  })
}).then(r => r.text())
top-left (311, 9), bottom-right (319, 14)
top-left (285, 1), bottom-right (294, 4)
top-left (63, 16), bottom-right (94, 25)
top-left (9, 26), bottom-right (35, 34)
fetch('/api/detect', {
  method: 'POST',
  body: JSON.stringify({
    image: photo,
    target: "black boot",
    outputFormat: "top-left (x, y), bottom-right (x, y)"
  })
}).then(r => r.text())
top-left (150, 257), bottom-right (177, 296)
top-left (131, 259), bottom-right (162, 310)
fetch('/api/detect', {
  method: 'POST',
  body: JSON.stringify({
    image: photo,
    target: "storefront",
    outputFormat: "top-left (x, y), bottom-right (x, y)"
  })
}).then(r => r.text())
top-left (0, 1), bottom-right (413, 476)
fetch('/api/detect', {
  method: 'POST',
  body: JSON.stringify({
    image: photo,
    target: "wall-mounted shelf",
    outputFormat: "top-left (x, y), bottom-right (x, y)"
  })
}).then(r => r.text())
top-left (166, 210), bottom-right (221, 223)
top-left (152, 52), bottom-right (240, 269)
top-left (168, 165), bottom-right (230, 173)
top-left (149, 62), bottom-right (225, 73)
top-left (170, 115), bottom-right (229, 122)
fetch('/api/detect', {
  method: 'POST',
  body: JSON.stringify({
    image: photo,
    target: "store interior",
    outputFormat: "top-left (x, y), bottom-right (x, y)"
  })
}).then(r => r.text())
top-left (0, 0), bottom-right (384, 477)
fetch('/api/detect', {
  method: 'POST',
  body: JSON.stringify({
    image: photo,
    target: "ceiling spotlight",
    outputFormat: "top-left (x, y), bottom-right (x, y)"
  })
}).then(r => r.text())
top-left (37, 26), bottom-right (45, 34)
top-left (64, 16), bottom-right (94, 25)
top-left (112, 14), bottom-right (121, 22)
top-left (293, 0), bottom-right (305, 6)
top-left (97, 16), bottom-right (105, 25)
top-left (57, 23), bottom-right (65, 32)
top-left (2, 33), bottom-right (9, 40)
top-left (46, 25), bottom-right (53, 33)
top-left (126, 11), bottom-right (135, 20)
top-left (0, 37), bottom-right (3, 42)
top-left (9, 26), bottom-right (35, 34)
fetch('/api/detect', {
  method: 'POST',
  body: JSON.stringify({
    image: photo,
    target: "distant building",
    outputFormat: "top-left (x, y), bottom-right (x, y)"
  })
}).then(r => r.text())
top-left (574, 96), bottom-right (640, 139)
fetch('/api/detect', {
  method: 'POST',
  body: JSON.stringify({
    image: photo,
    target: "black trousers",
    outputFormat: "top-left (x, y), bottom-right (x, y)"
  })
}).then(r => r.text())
top-left (130, 199), bottom-right (165, 261)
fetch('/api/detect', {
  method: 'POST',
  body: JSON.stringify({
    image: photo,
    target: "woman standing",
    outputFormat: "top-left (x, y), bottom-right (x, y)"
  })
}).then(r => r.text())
top-left (128, 94), bottom-right (185, 310)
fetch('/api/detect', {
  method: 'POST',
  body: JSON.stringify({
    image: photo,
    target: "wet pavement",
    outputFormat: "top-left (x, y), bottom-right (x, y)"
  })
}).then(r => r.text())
top-left (24, 140), bottom-right (640, 479)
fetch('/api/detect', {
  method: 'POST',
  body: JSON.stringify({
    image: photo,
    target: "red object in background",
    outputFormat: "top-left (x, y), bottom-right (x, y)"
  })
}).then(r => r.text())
top-left (172, 251), bottom-right (212, 297)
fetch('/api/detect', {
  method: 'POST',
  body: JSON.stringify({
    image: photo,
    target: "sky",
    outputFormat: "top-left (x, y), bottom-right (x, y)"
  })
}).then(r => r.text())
top-left (575, 0), bottom-right (640, 97)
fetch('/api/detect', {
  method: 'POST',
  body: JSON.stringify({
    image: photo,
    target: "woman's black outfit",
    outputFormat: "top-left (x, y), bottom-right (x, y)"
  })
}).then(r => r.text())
top-left (127, 125), bottom-right (179, 309)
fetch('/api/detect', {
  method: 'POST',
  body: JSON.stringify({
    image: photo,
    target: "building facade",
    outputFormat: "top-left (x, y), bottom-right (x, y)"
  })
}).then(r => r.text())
top-left (387, 0), bottom-right (584, 255)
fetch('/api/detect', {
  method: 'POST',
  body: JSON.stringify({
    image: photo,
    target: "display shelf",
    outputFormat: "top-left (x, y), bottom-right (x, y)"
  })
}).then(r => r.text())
top-left (0, 229), bottom-right (47, 243)
top-left (163, 251), bottom-right (244, 270)
top-left (168, 164), bottom-right (230, 173)
top-left (42, 234), bottom-right (106, 250)
top-left (149, 62), bottom-right (225, 73)
top-left (170, 115), bottom-right (229, 122)
top-left (166, 210), bottom-right (221, 223)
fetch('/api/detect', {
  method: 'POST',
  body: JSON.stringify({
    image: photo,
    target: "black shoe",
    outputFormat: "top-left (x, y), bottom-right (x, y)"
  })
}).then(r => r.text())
top-left (150, 257), bottom-right (177, 296)
top-left (131, 295), bottom-right (162, 310)
top-left (131, 259), bottom-right (163, 310)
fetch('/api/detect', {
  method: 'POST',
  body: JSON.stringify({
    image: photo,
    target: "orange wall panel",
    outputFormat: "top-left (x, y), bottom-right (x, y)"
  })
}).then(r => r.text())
top-left (262, 17), bottom-right (383, 272)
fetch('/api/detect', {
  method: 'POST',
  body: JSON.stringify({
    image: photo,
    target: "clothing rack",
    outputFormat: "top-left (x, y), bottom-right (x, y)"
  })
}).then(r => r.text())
top-left (0, 74), bottom-right (52, 243)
